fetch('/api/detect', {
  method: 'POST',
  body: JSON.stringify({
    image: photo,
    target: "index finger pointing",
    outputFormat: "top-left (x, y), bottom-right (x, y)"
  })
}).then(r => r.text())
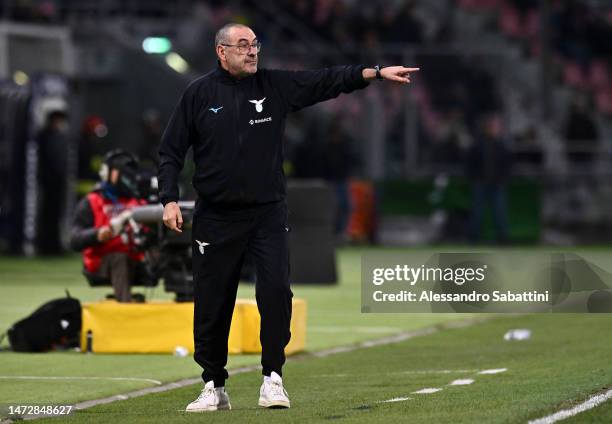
top-left (403, 67), bottom-right (420, 71)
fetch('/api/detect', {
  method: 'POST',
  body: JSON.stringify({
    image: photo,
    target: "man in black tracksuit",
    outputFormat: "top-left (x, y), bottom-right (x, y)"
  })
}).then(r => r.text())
top-left (158, 23), bottom-right (419, 412)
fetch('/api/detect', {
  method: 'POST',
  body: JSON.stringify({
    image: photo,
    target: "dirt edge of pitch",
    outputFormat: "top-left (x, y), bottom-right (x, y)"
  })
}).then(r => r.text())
top-left (14, 316), bottom-right (492, 422)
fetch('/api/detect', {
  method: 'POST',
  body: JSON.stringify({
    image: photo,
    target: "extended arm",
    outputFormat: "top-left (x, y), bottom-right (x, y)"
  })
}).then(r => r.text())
top-left (270, 65), bottom-right (368, 112)
top-left (270, 65), bottom-right (419, 112)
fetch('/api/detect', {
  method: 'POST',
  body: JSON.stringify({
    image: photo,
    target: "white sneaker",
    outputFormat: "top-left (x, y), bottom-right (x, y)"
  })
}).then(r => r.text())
top-left (185, 380), bottom-right (231, 412)
top-left (259, 372), bottom-right (290, 408)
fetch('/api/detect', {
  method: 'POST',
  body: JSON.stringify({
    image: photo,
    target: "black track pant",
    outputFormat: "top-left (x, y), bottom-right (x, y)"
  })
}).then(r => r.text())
top-left (192, 201), bottom-right (292, 387)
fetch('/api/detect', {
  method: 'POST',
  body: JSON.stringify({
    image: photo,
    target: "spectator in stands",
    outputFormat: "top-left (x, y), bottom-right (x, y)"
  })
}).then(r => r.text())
top-left (77, 115), bottom-right (109, 181)
top-left (323, 121), bottom-right (354, 239)
top-left (37, 110), bottom-right (70, 255)
top-left (563, 93), bottom-right (600, 163)
top-left (139, 109), bottom-right (163, 163)
top-left (564, 93), bottom-right (599, 142)
top-left (70, 150), bottom-right (149, 303)
top-left (466, 112), bottom-right (512, 243)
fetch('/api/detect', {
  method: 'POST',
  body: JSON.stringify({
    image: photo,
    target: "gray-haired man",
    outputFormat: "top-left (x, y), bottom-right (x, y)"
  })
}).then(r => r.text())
top-left (158, 22), bottom-right (419, 411)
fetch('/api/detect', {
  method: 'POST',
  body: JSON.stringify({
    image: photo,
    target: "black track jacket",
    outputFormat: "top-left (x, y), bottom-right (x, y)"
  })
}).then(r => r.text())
top-left (158, 63), bottom-right (369, 218)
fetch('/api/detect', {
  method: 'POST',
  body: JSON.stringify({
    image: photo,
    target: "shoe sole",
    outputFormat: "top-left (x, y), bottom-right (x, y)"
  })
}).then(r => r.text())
top-left (185, 402), bottom-right (231, 412)
top-left (258, 398), bottom-right (290, 409)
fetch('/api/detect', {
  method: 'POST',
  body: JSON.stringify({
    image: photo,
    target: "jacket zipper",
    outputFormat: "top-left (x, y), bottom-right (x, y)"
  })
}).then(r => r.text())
top-left (234, 88), bottom-right (242, 149)
top-left (233, 85), bottom-right (246, 199)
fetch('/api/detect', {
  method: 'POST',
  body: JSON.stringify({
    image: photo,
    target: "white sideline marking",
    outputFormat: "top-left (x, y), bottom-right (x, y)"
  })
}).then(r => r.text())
top-left (401, 369), bottom-right (479, 374)
top-left (0, 376), bottom-right (162, 385)
top-left (321, 369), bottom-right (493, 377)
top-left (379, 397), bottom-right (412, 403)
top-left (312, 346), bottom-right (354, 356)
top-left (317, 374), bottom-right (350, 378)
top-left (383, 369), bottom-right (507, 406)
top-left (478, 368), bottom-right (507, 375)
top-left (309, 327), bottom-right (438, 359)
top-left (358, 328), bottom-right (436, 348)
top-left (449, 379), bottom-right (474, 386)
top-left (412, 388), bottom-right (442, 394)
top-left (528, 388), bottom-right (612, 424)
top-left (310, 326), bottom-right (402, 334)
top-left (18, 317), bottom-right (489, 420)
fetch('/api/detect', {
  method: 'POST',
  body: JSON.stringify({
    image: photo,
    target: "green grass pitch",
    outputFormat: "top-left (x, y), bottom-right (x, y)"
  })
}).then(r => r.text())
top-left (1, 247), bottom-right (612, 423)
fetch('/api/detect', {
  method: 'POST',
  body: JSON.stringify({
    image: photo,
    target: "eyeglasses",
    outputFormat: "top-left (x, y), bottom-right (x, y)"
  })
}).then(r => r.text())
top-left (221, 41), bottom-right (262, 54)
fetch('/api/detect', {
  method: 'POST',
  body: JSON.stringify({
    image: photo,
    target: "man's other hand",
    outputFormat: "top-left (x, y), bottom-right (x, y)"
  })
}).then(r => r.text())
top-left (163, 202), bottom-right (183, 233)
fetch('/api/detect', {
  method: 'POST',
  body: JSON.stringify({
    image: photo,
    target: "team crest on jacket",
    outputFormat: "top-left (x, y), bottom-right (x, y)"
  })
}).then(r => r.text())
top-left (195, 240), bottom-right (209, 255)
top-left (248, 97), bottom-right (266, 112)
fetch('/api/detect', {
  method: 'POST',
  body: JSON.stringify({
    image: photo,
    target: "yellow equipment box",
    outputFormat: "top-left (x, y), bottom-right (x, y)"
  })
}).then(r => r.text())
top-left (80, 298), bottom-right (306, 354)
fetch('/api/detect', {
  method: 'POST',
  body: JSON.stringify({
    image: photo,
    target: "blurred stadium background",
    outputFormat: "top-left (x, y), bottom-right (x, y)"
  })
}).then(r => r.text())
top-left (1, 0), bottom-right (611, 253)
top-left (1, 0), bottom-right (612, 422)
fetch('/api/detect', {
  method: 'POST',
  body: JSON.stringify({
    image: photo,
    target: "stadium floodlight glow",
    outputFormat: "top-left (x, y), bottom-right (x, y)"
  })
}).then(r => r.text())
top-left (13, 70), bottom-right (29, 86)
top-left (142, 37), bottom-right (172, 54)
top-left (165, 52), bottom-right (189, 74)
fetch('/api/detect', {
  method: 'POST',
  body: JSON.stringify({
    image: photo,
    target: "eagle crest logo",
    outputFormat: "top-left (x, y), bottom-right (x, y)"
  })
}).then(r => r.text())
top-left (248, 97), bottom-right (266, 113)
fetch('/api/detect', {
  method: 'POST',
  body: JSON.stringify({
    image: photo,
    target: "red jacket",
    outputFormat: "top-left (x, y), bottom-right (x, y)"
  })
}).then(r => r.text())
top-left (80, 192), bottom-right (146, 273)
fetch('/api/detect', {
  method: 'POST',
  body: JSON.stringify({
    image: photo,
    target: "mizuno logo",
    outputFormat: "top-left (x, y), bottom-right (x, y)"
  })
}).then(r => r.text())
top-left (209, 106), bottom-right (223, 114)
top-left (195, 240), bottom-right (210, 255)
top-left (248, 97), bottom-right (266, 112)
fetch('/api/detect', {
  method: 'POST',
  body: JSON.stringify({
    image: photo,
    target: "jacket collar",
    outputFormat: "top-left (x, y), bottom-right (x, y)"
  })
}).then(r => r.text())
top-left (214, 61), bottom-right (255, 84)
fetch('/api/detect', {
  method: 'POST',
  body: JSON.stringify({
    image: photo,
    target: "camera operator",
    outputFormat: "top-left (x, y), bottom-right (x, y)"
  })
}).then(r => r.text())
top-left (70, 150), bottom-right (149, 303)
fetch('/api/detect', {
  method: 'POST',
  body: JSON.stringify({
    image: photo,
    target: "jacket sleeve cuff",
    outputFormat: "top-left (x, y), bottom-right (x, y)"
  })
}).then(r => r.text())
top-left (160, 197), bottom-right (178, 207)
top-left (351, 65), bottom-right (370, 89)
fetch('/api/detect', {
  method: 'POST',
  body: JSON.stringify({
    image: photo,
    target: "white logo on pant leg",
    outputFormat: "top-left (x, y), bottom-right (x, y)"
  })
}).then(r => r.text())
top-left (195, 240), bottom-right (210, 255)
top-left (248, 97), bottom-right (266, 112)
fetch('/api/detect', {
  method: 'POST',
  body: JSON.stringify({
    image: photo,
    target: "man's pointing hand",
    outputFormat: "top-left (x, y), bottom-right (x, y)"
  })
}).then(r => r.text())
top-left (363, 66), bottom-right (420, 84)
top-left (382, 66), bottom-right (420, 84)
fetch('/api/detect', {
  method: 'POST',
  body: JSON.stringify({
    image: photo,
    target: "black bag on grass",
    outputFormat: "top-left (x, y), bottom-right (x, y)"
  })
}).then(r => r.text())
top-left (7, 292), bottom-right (81, 352)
